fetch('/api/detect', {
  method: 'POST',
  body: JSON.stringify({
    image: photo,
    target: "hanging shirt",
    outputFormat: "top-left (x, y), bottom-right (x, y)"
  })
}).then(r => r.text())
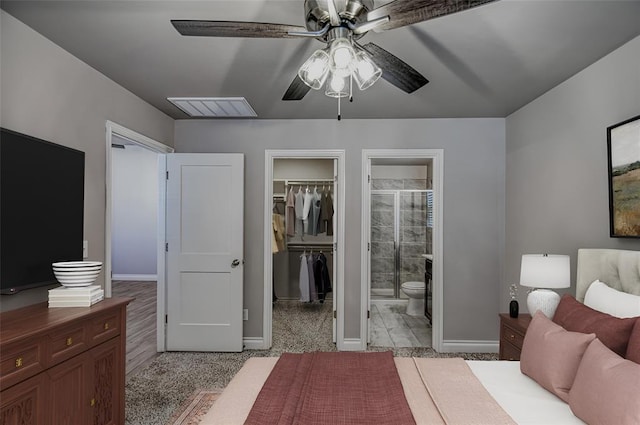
top-left (321, 189), bottom-right (334, 236)
top-left (285, 187), bottom-right (296, 237)
top-left (302, 188), bottom-right (314, 235)
top-left (294, 188), bottom-right (305, 236)
top-left (314, 252), bottom-right (332, 302)
top-left (310, 188), bottom-right (322, 236)
top-left (308, 254), bottom-right (318, 302)
top-left (299, 254), bottom-right (310, 302)
top-left (272, 213), bottom-right (285, 253)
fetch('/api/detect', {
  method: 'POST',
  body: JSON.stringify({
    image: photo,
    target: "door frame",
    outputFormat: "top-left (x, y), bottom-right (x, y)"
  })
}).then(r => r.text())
top-left (105, 121), bottom-right (173, 352)
top-left (361, 149), bottom-right (444, 351)
top-left (263, 150), bottom-right (346, 350)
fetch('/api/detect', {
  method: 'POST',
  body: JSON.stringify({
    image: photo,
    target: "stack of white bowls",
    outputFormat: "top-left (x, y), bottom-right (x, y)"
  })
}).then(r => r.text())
top-left (52, 261), bottom-right (103, 288)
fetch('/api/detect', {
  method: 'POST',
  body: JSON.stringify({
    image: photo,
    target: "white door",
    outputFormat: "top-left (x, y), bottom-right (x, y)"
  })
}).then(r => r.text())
top-left (166, 153), bottom-right (244, 352)
top-left (332, 159), bottom-right (337, 343)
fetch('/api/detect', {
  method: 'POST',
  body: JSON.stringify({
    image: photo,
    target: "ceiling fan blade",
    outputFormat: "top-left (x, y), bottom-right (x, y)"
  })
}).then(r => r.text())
top-left (282, 75), bottom-right (312, 101)
top-left (171, 20), bottom-right (308, 38)
top-left (367, 0), bottom-right (498, 31)
top-left (360, 43), bottom-right (429, 93)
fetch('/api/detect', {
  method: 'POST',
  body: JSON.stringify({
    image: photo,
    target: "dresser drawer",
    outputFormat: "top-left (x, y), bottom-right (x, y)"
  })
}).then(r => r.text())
top-left (88, 311), bottom-right (121, 346)
top-left (0, 338), bottom-right (45, 391)
top-left (501, 323), bottom-right (525, 349)
top-left (47, 322), bottom-right (88, 367)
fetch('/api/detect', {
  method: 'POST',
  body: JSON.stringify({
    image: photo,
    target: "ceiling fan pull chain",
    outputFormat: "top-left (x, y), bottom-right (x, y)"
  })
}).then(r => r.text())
top-left (337, 95), bottom-right (341, 121)
top-left (349, 75), bottom-right (354, 103)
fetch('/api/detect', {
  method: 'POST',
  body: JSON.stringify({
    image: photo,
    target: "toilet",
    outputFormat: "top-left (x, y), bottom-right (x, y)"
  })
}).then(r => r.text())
top-left (401, 281), bottom-right (426, 316)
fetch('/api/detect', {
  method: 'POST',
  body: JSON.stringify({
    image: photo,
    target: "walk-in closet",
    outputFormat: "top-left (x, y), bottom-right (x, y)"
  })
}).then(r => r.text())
top-left (271, 158), bottom-right (337, 348)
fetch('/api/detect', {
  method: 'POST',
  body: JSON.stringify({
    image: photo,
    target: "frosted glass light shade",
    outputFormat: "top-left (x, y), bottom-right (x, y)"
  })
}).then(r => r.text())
top-left (325, 73), bottom-right (349, 98)
top-left (351, 51), bottom-right (382, 90)
top-left (519, 254), bottom-right (570, 289)
top-left (298, 49), bottom-right (330, 90)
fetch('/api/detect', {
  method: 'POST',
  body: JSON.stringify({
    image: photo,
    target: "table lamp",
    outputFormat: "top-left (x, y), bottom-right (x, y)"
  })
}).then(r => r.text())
top-left (519, 254), bottom-right (570, 318)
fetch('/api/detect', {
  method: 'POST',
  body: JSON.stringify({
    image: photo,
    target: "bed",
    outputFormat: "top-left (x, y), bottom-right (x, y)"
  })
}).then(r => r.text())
top-left (201, 248), bottom-right (640, 424)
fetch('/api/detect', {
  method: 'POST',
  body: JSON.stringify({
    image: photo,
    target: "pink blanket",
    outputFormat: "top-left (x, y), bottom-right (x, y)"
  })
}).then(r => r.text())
top-left (245, 351), bottom-right (416, 425)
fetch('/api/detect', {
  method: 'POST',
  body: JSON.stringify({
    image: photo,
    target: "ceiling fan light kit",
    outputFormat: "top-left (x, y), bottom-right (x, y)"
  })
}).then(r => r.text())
top-left (171, 0), bottom-right (498, 117)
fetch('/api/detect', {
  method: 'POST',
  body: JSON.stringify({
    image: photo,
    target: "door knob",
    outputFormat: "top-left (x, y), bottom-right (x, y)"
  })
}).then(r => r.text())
top-left (231, 259), bottom-right (241, 268)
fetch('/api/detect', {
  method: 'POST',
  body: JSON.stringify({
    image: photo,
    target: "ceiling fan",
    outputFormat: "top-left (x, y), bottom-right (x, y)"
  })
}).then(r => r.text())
top-left (171, 0), bottom-right (497, 103)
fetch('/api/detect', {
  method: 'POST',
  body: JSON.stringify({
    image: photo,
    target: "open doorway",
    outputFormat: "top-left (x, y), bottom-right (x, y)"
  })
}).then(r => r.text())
top-left (361, 150), bottom-right (444, 352)
top-left (263, 150), bottom-right (347, 351)
top-left (105, 121), bottom-right (173, 367)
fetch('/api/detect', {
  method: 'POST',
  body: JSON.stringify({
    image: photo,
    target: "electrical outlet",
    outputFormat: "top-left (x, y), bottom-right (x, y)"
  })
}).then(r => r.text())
top-left (243, 309), bottom-right (248, 321)
top-left (83, 241), bottom-right (88, 259)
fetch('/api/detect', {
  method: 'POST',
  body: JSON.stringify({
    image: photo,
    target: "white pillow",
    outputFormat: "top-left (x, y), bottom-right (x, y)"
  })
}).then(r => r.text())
top-left (584, 280), bottom-right (640, 318)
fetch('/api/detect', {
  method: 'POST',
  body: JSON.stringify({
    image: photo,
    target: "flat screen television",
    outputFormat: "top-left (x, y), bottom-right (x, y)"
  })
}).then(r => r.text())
top-left (1, 128), bottom-right (85, 295)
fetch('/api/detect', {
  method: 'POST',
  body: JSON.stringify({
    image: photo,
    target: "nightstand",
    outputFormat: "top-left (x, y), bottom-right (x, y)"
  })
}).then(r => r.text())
top-left (499, 313), bottom-right (532, 360)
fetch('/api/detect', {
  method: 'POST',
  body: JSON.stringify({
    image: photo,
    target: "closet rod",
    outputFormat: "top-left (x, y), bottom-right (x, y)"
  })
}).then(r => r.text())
top-left (287, 245), bottom-right (334, 254)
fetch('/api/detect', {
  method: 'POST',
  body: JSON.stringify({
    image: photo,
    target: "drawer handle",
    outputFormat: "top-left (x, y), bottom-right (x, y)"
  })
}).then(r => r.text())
top-left (15, 357), bottom-right (23, 368)
top-left (90, 398), bottom-right (96, 407)
top-left (104, 322), bottom-right (110, 330)
top-left (66, 337), bottom-right (73, 346)
top-left (509, 334), bottom-right (516, 340)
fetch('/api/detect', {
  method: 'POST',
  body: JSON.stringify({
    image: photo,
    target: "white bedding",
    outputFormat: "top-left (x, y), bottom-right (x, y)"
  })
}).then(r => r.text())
top-left (468, 360), bottom-right (585, 425)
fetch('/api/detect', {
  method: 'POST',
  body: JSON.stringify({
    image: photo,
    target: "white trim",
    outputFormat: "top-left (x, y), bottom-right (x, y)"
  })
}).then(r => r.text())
top-left (111, 274), bottom-right (157, 281)
top-left (264, 150), bottom-right (346, 351)
top-left (440, 340), bottom-right (500, 354)
top-left (105, 120), bottom-right (173, 353)
top-left (361, 149), bottom-right (444, 352)
top-left (243, 337), bottom-right (267, 350)
top-left (341, 338), bottom-right (364, 351)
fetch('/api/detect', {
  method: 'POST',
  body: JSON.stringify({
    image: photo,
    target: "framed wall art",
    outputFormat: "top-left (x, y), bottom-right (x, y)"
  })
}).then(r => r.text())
top-left (607, 114), bottom-right (640, 238)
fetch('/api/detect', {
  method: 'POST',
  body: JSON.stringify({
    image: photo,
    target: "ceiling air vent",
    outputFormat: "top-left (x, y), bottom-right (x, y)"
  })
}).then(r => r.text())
top-left (167, 97), bottom-right (257, 118)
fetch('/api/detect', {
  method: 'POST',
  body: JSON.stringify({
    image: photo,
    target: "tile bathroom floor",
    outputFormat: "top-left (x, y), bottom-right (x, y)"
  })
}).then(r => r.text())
top-left (369, 300), bottom-right (432, 348)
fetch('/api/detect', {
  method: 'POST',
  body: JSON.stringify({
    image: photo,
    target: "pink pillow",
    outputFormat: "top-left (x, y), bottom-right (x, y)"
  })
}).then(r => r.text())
top-left (569, 339), bottom-right (640, 425)
top-left (520, 311), bottom-right (596, 402)
top-left (552, 294), bottom-right (637, 357)
top-left (627, 319), bottom-right (640, 364)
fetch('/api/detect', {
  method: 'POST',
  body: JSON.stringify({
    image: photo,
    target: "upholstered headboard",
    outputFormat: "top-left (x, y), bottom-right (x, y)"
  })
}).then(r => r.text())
top-left (576, 249), bottom-right (640, 302)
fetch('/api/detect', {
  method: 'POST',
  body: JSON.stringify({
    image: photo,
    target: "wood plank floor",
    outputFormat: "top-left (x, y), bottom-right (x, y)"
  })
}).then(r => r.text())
top-left (112, 280), bottom-right (158, 376)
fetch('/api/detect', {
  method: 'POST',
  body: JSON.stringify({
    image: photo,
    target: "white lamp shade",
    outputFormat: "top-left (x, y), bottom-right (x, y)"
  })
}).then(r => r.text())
top-left (519, 254), bottom-right (570, 289)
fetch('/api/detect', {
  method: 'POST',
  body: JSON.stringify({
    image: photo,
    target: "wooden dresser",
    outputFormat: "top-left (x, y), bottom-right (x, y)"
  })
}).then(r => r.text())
top-left (0, 297), bottom-right (132, 425)
top-left (499, 313), bottom-right (532, 361)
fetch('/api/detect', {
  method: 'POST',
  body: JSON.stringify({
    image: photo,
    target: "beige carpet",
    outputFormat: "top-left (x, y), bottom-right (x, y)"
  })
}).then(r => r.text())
top-left (166, 389), bottom-right (222, 425)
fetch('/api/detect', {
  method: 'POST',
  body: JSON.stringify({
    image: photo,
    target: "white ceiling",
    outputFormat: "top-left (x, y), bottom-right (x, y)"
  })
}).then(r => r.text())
top-left (2, 0), bottom-right (639, 120)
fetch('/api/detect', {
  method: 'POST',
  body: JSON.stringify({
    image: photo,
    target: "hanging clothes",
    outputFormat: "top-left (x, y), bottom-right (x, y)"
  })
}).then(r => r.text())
top-left (299, 253), bottom-right (310, 302)
top-left (310, 187), bottom-right (322, 236)
top-left (294, 187), bottom-right (305, 236)
top-left (320, 188), bottom-right (334, 236)
top-left (272, 213), bottom-right (285, 253)
top-left (302, 187), bottom-right (314, 235)
top-left (307, 253), bottom-right (318, 302)
top-left (313, 252), bottom-right (332, 302)
top-left (285, 187), bottom-right (296, 237)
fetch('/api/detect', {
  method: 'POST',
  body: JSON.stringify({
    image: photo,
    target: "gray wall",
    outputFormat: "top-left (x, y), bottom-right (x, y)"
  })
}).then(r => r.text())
top-left (504, 36), bottom-right (640, 310)
top-left (0, 11), bottom-right (174, 311)
top-left (174, 118), bottom-right (506, 342)
top-left (111, 144), bottom-right (159, 276)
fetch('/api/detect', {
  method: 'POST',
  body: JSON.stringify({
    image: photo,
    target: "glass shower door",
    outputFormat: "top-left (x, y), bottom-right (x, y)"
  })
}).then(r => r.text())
top-left (370, 192), bottom-right (398, 299)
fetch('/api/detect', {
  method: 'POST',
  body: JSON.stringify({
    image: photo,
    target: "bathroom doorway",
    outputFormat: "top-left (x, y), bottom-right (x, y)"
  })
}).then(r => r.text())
top-left (361, 150), bottom-right (443, 351)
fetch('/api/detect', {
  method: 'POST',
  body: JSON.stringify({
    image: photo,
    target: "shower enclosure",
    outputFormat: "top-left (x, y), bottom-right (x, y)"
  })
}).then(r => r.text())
top-left (370, 189), bottom-right (433, 299)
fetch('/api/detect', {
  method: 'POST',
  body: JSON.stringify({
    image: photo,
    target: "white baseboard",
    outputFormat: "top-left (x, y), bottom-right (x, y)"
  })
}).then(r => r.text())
top-left (243, 337), bottom-right (266, 350)
top-left (112, 274), bottom-right (157, 281)
top-left (340, 338), bottom-right (365, 351)
top-left (440, 340), bottom-right (499, 353)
